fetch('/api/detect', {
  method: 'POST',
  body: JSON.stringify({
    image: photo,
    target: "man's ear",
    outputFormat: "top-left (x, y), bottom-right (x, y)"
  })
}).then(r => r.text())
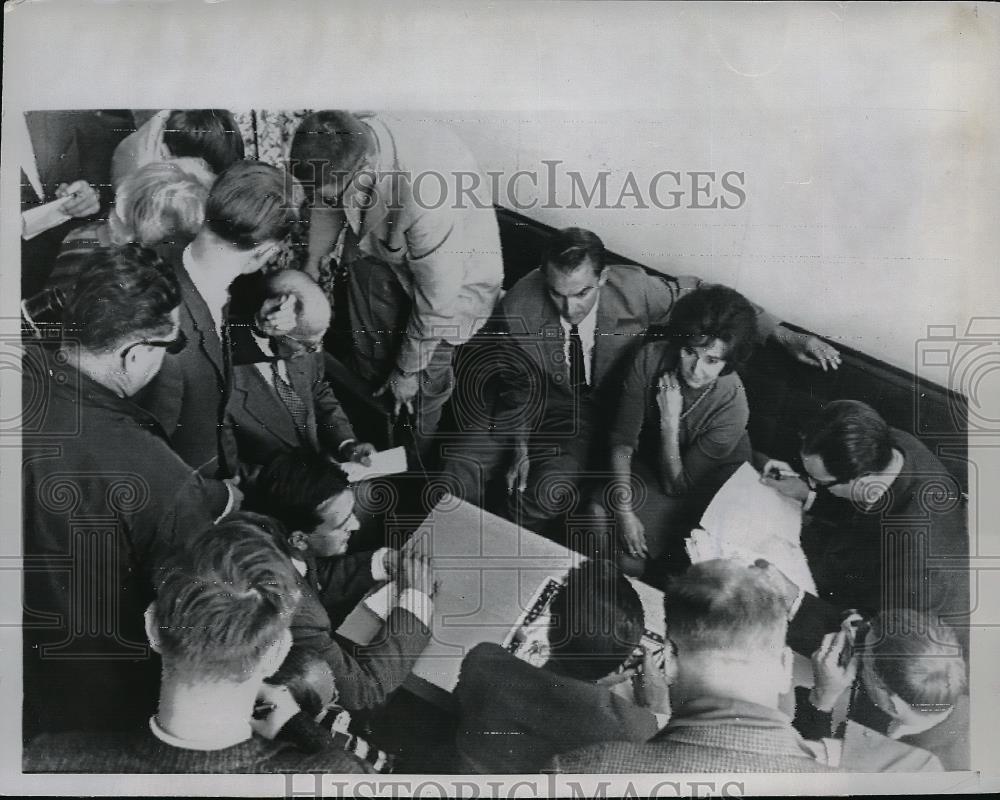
top-left (144, 602), bottom-right (162, 654)
top-left (259, 629), bottom-right (293, 679)
top-left (597, 267), bottom-right (610, 287)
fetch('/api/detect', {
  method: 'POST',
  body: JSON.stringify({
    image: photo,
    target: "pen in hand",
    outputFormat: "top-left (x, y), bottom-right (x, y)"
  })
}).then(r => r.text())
top-left (766, 467), bottom-right (800, 481)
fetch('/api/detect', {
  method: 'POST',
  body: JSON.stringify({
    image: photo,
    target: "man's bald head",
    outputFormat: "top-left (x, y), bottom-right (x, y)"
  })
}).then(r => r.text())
top-left (265, 269), bottom-right (331, 341)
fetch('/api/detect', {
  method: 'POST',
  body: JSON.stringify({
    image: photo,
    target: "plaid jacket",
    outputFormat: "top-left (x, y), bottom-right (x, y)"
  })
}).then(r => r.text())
top-left (546, 696), bottom-right (838, 774)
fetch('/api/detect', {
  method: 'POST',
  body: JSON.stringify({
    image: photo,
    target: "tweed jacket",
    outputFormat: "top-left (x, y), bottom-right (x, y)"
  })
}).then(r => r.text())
top-left (545, 696), bottom-right (836, 774)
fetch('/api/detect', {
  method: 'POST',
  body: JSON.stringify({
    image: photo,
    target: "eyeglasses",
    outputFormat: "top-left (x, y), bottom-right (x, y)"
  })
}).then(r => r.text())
top-left (121, 329), bottom-right (187, 362)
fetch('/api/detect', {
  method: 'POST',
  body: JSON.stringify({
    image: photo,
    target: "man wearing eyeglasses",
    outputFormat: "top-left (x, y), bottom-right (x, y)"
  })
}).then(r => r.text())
top-left (22, 245), bottom-right (241, 739)
top-left (228, 269), bottom-right (375, 470)
top-left (758, 400), bottom-right (969, 658)
top-left (289, 111), bottom-right (504, 467)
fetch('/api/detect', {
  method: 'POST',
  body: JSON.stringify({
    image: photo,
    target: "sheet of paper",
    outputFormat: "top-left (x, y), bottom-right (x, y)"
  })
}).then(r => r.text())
top-left (21, 198), bottom-right (71, 240)
top-left (339, 446), bottom-right (408, 483)
top-left (691, 463), bottom-right (817, 595)
top-left (700, 462), bottom-right (804, 548)
top-left (362, 581), bottom-right (397, 621)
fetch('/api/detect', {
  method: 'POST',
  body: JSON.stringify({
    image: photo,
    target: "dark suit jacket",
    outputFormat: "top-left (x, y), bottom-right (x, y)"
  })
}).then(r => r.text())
top-left (788, 428), bottom-right (969, 656)
top-left (137, 261), bottom-right (238, 477)
top-left (454, 642), bottom-right (659, 774)
top-left (228, 336), bottom-right (357, 468)
top-left (546, 696), bottom-right (836, 774)
top-left (291, 554), bottom-right (431, 711)
top-left (22, 348), bottom-right (229, 739)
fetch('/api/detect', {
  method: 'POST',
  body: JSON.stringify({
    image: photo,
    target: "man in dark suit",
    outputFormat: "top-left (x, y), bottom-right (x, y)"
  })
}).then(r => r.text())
top-left (758, 400), bottom-right (969, 657)
top-left (546, 559), bottom-right (834, 773)
top-left (245, 451), bottom-right (435, 711)
top-left (228, 269), bottom-right (375, 469)
top-left (441, 227), bottom-right (841, 534)
top-left (453, 558), bottom-right (665, 774)
top-left (22, 246), bottom-right (237, 740)
top-left (138, 161), bottom-right (304, 478)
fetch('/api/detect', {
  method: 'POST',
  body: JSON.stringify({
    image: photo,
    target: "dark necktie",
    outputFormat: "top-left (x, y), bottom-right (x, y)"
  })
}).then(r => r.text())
top-left (272, 360), bottom-right (309, 433)
top-left (569, 323), bottom-right (588, 391)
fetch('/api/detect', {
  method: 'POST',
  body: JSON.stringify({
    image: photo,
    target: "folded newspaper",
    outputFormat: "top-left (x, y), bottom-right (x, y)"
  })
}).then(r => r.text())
top-left (685, 462), bottom-right (817, 595)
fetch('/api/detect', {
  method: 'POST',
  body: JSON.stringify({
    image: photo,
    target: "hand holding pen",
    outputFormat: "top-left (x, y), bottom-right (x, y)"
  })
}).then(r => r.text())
top-left (759, 459), bottom-right (811, 503)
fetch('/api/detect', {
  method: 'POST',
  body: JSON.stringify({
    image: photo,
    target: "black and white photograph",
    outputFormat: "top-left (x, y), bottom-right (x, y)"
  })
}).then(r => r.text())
top-left (2, 1), bottom-right (998, 796)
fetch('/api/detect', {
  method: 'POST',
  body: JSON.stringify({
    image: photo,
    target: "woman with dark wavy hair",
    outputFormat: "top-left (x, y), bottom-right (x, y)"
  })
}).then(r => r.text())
top-left (603, 284), bottom-right (759, 583)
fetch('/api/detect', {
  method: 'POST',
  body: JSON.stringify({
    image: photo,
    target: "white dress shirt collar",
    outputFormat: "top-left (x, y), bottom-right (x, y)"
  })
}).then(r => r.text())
top-left (559, 299), bottom-right (600, 386)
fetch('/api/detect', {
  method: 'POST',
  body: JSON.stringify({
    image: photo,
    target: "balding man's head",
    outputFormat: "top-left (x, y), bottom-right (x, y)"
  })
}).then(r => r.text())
top-left (265, 269), bottom-right (331, 347)
top-left (666, 559), bottom-right (789, 656)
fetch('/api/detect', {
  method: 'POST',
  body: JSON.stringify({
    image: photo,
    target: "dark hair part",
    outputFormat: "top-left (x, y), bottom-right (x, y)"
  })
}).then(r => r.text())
top-left (61, 244), bottom-right (180, 352)
top-left (665, 559), bottom-right (788, 653)
top-left (800, 399), bottom-right (894, 482)
top-left (662, 284), bottom-right (758, 375)
top-left (164, 109), bottom-right (245, 175)
top-left (289, 111), bottom-right (373, 193)
top-left (153, 517), bottom-right (300, 683)
top-left (246, 449), bottom-right (351, 534)
top-left (204, 161), bottom-right (304, 250)
top-left (546, 558), bottom-right (644, 682)
top-left (541, 227), bottom-right (606, 277)
top-left (867, 609), bottom-right (967, 713)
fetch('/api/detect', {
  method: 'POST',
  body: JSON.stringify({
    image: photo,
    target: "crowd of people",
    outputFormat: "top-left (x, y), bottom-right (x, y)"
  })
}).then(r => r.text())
top-left (20, 109), bottom-right (970, 774)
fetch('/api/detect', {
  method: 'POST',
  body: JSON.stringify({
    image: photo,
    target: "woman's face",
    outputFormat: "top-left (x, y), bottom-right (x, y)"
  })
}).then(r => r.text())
top-left (679, 338), bottom-right (728, 389)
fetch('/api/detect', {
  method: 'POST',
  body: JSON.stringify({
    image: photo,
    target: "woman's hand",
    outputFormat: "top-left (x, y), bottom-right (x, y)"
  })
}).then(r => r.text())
top-left (656, 372), bottom-right (683, 426)
top-left (616, 510), bottom-right (648, 560)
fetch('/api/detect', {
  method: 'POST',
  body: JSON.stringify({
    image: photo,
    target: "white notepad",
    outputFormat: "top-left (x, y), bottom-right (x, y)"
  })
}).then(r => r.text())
top-left (339, 446), bottom-right (408, 483)
top-left (686, 462), bottom-right (817, 595)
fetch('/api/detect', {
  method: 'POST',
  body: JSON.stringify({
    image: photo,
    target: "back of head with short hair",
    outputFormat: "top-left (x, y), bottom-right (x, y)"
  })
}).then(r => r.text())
top-left (800, 399), bottom-right (894, 482)
top-left (541, 227), bottom-right (606, 277)
top-left (289, 111), bottom-right (372, 192)
top-left (204, 161), bottom-right (304, 251)
top-left (546, 558), bottom-right (644, 682)
top-left (112, 159), bottom-right (214, 248)
top-left (867, 608), bottom-right (967, 714)
top-left (662, 284), bottom-right (759, 374)
top-left (245, 449), bottom-right (351, 534)
top-left (61, 244), bottom-right (180, 353)
top-left (164, 109), bottom-right (245, 175)
top-left (153, 517), bottom-right (301, 683)
top-left (665, 559), bottom-right (788, 656)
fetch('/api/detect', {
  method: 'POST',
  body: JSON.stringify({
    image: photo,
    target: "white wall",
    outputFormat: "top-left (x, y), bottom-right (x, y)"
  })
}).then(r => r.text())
top-left (437, 3), bottom-right (1000, 377)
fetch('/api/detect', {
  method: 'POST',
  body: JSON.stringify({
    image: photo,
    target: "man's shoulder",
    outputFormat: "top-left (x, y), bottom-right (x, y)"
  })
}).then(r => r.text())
top-left (548, 736), bottom-right (837, 774)
top-left (23, 729), bottom-right (140, 773)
